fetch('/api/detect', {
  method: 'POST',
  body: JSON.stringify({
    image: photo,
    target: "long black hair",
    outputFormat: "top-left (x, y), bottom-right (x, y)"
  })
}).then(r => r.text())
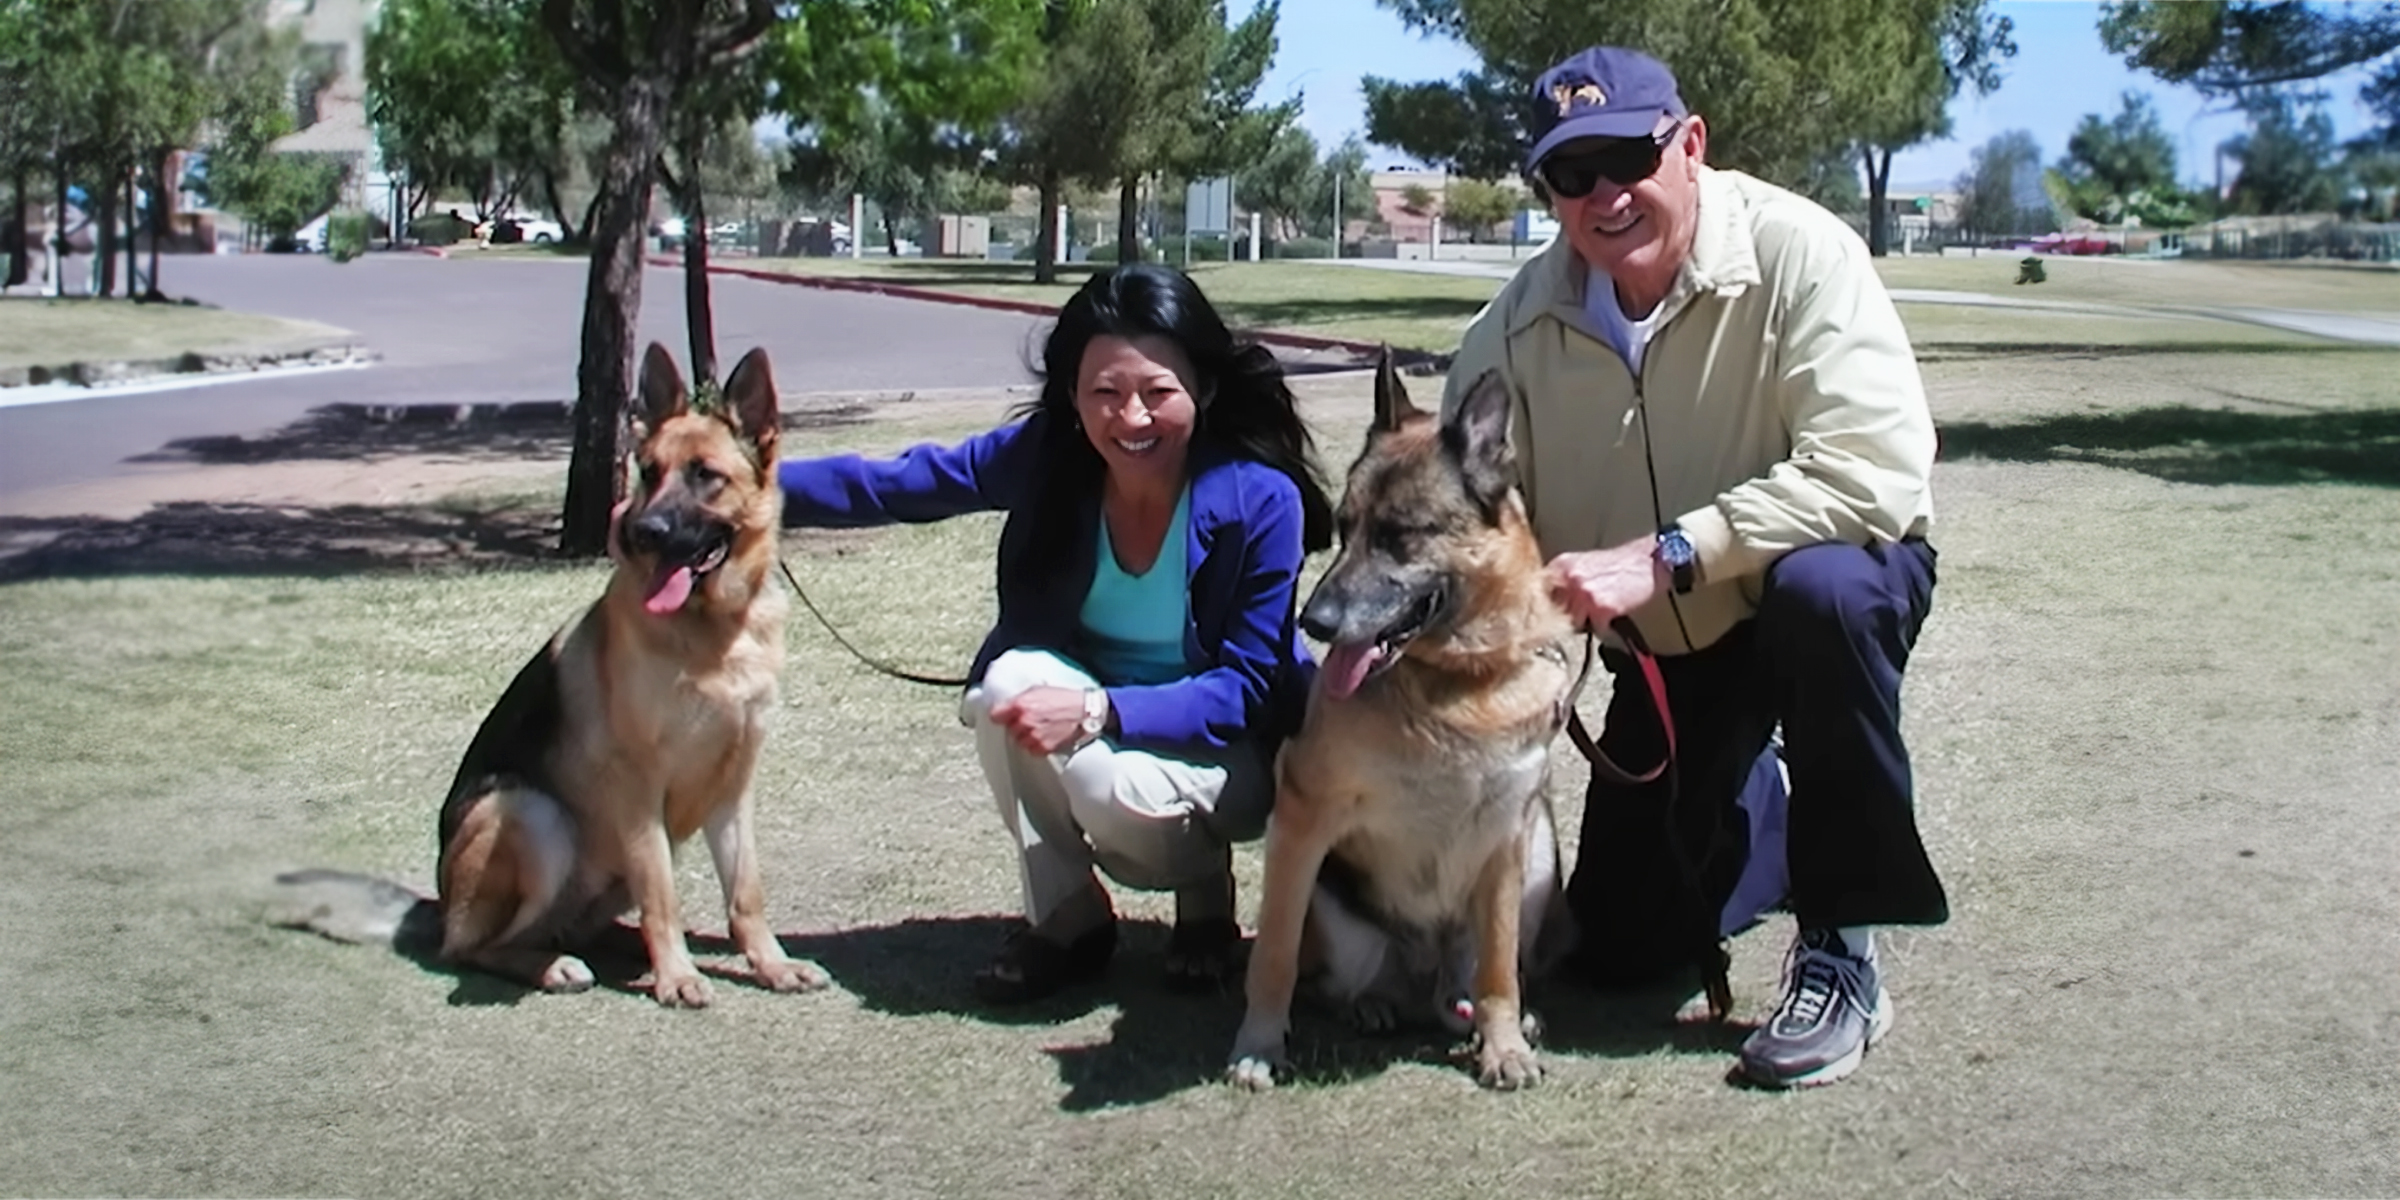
top-left (1016, 264), bottom-right (1335, 558)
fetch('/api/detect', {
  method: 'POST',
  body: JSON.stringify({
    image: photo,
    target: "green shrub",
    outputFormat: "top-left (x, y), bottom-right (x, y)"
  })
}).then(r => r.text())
top-left (327, 210), bottom-right (370, 263)
top-left (1273, 237), bottom-right (1334, 259)
top-left (408, 211), bottom-right (467, 246)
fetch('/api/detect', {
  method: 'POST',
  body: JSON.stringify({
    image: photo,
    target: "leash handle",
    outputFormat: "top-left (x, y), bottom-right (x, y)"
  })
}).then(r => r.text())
top-left (778, 557), bottom-right (971, 689)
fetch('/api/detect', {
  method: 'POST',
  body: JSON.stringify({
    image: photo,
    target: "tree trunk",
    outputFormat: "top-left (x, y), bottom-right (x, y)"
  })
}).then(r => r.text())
top-left (1033, 169), bottom-right (1060, 285)
top-left (1864, 145), bottom-right (1894, 258)
top-left (144, 150), bottom-right (168, 300)
top-left (124, 169), bottom-right (141, 297)
top-left (541, 168), bottom-right (572, 243)
top-left (560, 79), bottom-right (669, 559)
top-left (5, 172), bottom-right (27, 289)
top-left (1116, 175), bottom-right (1141, 263)
top-left (95, 169), bottom-right (120, 297)
top-left (676, 128), bottom-right (716, 385)
top-left (144, 150), bottom-right (170, 300)
top-left (576, 185), bottom-right (605, 244)
top-left (881, 209), bottom-right (899, 257)
top-left (51, 158), bottom-right (69, 298)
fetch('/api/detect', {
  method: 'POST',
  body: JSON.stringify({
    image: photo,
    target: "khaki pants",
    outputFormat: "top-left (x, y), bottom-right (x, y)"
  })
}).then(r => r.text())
top-left (962, 648), bottom-right (1272, 931)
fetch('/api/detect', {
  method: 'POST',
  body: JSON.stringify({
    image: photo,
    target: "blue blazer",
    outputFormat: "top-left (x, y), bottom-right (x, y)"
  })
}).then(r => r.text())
top-left (779, 412), bottom-right (1316, 754)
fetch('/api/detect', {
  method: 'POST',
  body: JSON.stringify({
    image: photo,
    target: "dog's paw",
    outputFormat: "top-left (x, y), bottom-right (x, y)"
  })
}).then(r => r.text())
top-left (1226, 1015), bottom-right (1289, 1091)
top-left (651, 971), bottom-right (714, 1008)
top-left (1474, 1035), bottom-right (1542, 1091)
top-left (756, 956), bottom-right (830, 994)
top-left (1225, 1054), bottom-right (1281, 1091)
top-left (539, 955), bottom-right (596, 994)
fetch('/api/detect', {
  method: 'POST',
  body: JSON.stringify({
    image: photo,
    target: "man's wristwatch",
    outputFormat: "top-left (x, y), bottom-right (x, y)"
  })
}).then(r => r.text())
top-left (1655, 523), bottom-right (1697, 595)
top-left (1076, 688), bottom-right (1110, 749)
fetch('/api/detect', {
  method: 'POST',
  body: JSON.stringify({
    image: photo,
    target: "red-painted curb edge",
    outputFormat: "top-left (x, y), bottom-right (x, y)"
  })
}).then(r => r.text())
top-left (654, 255), bottom-right (1394, 359)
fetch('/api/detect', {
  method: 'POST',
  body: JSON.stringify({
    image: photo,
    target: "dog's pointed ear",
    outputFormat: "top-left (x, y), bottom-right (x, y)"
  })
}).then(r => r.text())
top-left (637, 343), bottom-right (689, 429)
top-left (1372, 345), bottom-right (1419, 432)
top-left (1443, 369), bottom-right (1517, 518)
top-left (719, 347), bottom-right (780, 463)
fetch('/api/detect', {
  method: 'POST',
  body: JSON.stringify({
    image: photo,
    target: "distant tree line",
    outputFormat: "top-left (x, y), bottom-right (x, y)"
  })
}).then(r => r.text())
top-left (0, 0), bottom-right (337, 296)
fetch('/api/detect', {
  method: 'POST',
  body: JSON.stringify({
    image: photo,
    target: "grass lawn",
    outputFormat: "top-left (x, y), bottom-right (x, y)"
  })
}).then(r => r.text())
top-left (736, 257), bottom-right (1502, 352)
top-left (0, 296), bottom-right (353, 371)
top-left (731, 252), bottom-right (2391, 355)
top-left (4, 289), bottom-right (2399, 1196)
top-left (1873, 252), bottom-right (2400, 313)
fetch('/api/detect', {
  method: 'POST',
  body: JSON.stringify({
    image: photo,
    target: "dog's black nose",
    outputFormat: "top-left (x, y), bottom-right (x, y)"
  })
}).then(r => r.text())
top-left (1299, 593), bottom-right (1344, 644)
top-left (629, 511), bottom-right (674, 550)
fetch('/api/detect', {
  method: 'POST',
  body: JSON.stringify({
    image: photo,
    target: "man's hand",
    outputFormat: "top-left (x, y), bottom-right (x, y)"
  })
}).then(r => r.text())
top-left (1546, 535), bottom-right (1669, 631)
top-left (991, 685), bottom-right (1095, 757)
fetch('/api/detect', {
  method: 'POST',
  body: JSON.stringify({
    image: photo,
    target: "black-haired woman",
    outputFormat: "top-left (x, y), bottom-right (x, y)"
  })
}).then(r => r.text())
top-left (779, 263), bottom-right (1335, 1004)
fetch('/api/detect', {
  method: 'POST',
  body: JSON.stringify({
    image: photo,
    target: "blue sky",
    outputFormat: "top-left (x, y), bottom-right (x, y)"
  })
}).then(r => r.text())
top-left (1251, 0), bottom-right (2384, 192)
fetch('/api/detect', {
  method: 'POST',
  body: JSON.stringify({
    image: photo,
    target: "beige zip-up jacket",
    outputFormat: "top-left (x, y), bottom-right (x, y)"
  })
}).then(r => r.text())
top-left (1442, 166), bottom-right (1935, 655)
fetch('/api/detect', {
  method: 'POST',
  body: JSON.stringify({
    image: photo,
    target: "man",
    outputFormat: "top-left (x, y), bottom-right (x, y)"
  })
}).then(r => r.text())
top-left (1442, 46), bottom-right (1946, 1089)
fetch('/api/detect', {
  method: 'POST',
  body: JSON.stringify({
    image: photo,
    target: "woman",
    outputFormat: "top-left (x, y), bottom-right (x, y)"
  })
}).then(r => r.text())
top-left (779, 263), bottom-right (1335, 1004)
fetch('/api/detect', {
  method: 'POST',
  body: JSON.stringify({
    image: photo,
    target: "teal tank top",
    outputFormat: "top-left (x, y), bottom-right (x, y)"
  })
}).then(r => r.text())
top-left (1079, 486), bottom-right (1192, 686)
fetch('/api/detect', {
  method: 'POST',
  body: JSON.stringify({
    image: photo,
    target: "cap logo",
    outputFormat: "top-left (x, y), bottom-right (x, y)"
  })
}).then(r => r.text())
top-left (1551, 81), bottom-right (1606, 116)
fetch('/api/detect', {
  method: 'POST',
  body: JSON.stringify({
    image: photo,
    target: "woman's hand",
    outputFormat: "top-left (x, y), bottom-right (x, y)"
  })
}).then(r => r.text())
top-left (990, 685), bottom-right (1098, 756)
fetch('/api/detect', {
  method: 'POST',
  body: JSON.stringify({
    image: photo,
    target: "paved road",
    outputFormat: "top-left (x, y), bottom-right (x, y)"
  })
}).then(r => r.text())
top-left (0, 253), bottom-right (1052, 501)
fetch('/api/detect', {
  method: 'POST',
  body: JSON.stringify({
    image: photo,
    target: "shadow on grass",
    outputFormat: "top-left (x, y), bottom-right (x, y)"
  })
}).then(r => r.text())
top-left (1938, 404), bottom-right (2400, 487)
top-left (0, 498), bottom-right (569, 582)
top-left (0, 401), bottom-right (889, 583)
top-left (125, 399), bottom-right (874, 468)
top-left (1916, 339), bottom-right (2352, 360)
top-left (1222, 295), bottom-right (1491, 332)
top-left (766, 916), bottom-right (1749, 1109)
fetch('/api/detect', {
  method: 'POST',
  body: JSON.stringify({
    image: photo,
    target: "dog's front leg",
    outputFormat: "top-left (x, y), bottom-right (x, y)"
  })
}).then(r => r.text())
top-left (705, 796), bottom-right (828, 994)
top-left (624, 819), bottom-right (710, 1007)
top-left (1469, 832), bottom-right (1541, 1089)
top-left (1228, 784), bottom-right (1336, 1091)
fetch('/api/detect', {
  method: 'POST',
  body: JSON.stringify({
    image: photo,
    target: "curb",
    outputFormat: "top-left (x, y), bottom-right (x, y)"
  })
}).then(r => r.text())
top-left (0, 341), bottom-right (379, 389)
top-left (649, 256), bottom-right (1452, 371)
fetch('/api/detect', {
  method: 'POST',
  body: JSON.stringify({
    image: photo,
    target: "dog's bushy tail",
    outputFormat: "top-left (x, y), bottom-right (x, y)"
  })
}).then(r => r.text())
top-left (269, 869), bottom-right (441, 956)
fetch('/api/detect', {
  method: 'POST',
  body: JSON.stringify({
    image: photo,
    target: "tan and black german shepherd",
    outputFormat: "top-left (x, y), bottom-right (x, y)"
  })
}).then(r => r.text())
top-left (277, 343), bottom-right (824, 1007)
top-left (1228, 353), bottom-right (1577, 1090)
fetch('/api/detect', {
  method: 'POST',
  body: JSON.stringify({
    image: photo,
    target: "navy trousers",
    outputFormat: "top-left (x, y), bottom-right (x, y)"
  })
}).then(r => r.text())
top-left (1566, 538), bottom-right (1945, 985)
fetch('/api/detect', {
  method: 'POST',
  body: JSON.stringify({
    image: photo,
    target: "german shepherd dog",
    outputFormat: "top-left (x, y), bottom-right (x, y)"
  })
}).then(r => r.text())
top-left (276, 344), bottom-right (824, 1007)
top-left (1228, 354), bottom-right (1578, 1091)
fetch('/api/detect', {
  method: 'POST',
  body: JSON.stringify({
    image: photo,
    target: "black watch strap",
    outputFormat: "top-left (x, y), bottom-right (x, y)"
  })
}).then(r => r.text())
top-left (1657, 523), bottom-right (1697, 594)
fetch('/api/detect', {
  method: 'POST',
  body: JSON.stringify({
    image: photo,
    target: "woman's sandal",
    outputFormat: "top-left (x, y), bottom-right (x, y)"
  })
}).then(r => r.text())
top-left (972, 920), bottom-right (1118, 1005)
top-left (1162, 916), bottom-right (1246, 993)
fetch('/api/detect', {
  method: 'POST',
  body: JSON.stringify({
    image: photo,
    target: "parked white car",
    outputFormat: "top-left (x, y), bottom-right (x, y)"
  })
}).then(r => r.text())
top-left (504, 215), bottom-right (565, 244)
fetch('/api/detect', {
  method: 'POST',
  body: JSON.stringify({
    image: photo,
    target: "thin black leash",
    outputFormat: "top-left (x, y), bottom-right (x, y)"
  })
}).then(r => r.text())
top-left (776, 555), bottom-right (970, 688)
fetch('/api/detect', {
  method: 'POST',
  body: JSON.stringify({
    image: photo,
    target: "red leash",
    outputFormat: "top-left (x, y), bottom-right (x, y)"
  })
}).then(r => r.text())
top-left (1566, 617), bottom-right (1675, 786)
top-left (1562, 616), bottom-right (1734, 1021)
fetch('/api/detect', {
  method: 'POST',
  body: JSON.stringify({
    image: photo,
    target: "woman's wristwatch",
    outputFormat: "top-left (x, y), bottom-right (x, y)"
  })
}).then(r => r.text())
top-left (1076, 688), bottom-right (1110, 749)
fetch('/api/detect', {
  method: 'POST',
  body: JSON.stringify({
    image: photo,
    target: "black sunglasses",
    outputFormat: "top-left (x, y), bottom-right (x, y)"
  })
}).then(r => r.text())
top-left (1537, 121), bottom-right (1683, 199)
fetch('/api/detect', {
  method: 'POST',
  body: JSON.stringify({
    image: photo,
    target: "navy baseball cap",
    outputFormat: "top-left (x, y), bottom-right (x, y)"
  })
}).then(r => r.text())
top-left (1524, 47), bottom-right (1689, 173)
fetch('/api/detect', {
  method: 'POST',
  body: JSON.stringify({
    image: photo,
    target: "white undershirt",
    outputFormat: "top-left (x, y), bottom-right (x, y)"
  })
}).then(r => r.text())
top-left (1583, 265), bottom-right (1668, 377)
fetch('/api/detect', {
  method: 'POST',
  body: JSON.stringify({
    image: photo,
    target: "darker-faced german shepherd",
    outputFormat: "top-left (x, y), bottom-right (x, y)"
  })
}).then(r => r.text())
top-left (277, 343), bottom-right (824, 1007)
top-left (1228, 353), bottom-right (1577, 1090)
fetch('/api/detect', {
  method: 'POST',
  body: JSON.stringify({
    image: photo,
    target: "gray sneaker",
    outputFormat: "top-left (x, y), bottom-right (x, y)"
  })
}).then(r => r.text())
top-left (1738, 928), bottom-right (1892, 1088)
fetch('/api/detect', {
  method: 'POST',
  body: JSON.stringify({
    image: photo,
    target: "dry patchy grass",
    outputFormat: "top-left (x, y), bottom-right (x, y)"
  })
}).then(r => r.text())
top-left (0, 296), bottom-right (352, 370)
top-left (2, 337), bottom-right (2397, 1198)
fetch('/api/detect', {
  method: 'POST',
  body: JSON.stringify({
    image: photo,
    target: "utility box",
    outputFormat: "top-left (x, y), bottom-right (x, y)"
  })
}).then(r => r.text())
top-left (923, 214), bottom-right (991, 258)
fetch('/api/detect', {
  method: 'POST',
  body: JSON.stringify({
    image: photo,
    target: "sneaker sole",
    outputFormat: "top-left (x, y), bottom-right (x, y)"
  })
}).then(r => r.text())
top-left (1742, 987), bottom-right (1894, 1089)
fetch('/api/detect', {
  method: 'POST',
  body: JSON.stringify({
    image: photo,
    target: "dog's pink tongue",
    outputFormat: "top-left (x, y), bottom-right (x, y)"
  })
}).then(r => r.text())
top-left (643, 564), bottom-right (694, 615)
top-left (1319, 641), bottom-right (1384, 700)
